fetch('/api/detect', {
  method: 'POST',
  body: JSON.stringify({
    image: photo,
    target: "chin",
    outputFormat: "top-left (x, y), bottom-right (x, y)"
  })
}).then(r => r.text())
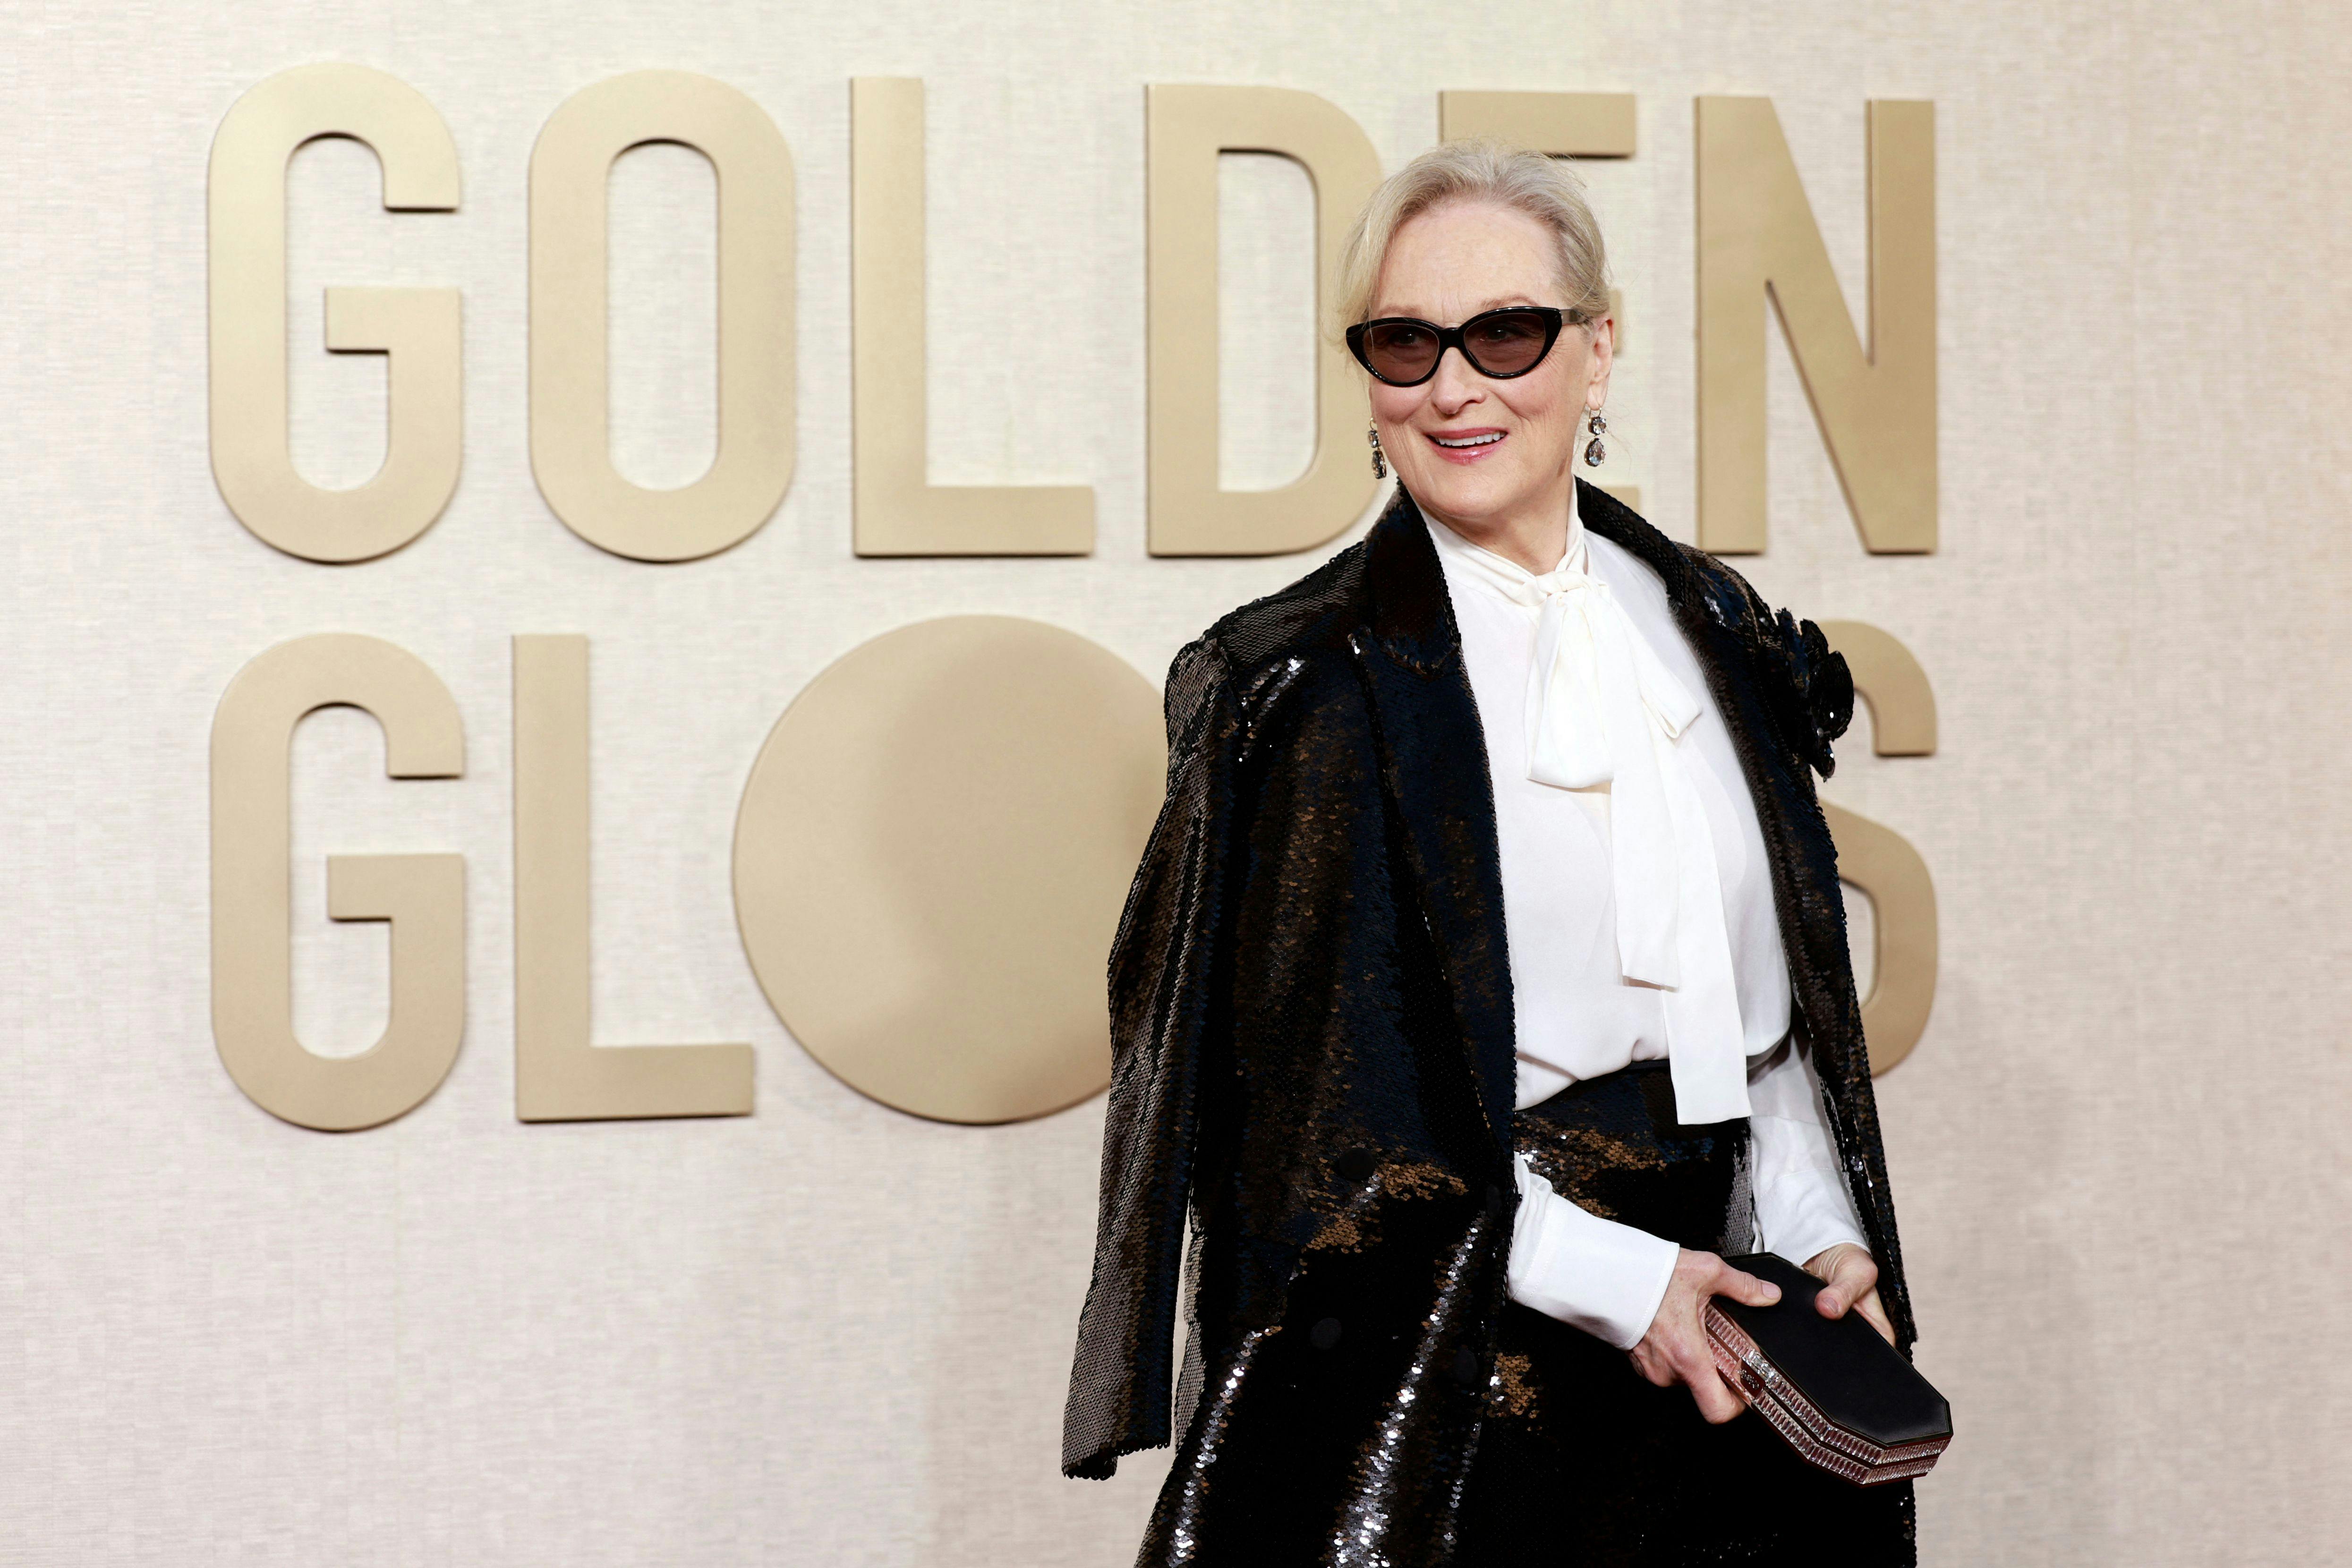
top-left (1403, 466), bottom-right (1529, 526)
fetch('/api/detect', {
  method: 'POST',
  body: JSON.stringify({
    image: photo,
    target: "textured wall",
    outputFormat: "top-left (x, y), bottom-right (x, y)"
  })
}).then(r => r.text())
top-left (3, 1), bottom-right (2347, 1562)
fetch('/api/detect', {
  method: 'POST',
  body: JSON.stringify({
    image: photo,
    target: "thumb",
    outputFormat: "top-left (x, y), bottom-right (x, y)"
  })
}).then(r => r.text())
top-left (1721, 1266), bottom-right (1782, 1309)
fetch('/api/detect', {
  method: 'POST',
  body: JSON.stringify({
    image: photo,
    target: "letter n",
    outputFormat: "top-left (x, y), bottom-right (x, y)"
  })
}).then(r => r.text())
top-left (1696, 99), bottom-right (1934, 554)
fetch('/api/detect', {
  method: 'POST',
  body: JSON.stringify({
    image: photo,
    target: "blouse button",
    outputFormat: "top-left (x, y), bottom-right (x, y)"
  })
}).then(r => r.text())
top-left (1311, 1317), bottom-right (1343, 1351)
top-left (1453, 1346), bottom-right (1483, 1388)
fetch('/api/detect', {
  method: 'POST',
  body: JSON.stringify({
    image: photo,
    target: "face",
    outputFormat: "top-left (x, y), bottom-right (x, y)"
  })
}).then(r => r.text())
top-left (1363, 199), bottom-right (1612, 554)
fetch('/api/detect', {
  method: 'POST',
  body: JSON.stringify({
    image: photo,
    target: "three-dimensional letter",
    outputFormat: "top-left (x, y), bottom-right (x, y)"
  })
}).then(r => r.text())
top-left (1819, 621), bottom-right (1940, 1074)
top-left (513, 635), bottom-right (754, 1119)
top-left (1696, 98), bottom-right (1934, 554)
top-left (530, 73), bottom-right (796, 561)
top-left (1146, 85), bottom-right (1382, 555)
top-left (851, 79), bottom-right (1094, 555)
top-left (208, 66), bottom-right (462, 562)
top-left (211, 636), bottom-right (466, 1129)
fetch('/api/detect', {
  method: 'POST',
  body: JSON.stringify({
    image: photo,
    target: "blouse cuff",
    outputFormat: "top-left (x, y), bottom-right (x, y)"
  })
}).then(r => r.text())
top-left (1745, 1032), bottom-right (1870, 1268)
top-left (1505, 1155), bottom-right (1680, 1351)
top-left (1748, 1136), bottom-right (1870, 1270)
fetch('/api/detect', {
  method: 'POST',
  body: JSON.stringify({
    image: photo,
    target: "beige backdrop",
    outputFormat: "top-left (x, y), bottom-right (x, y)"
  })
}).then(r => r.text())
top-left (5, 0), bottom-right (2348, 1562)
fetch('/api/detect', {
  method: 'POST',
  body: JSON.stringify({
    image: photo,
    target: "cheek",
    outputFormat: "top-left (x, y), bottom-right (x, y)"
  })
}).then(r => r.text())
top-left (1489, 372), bottom-right (1584, 474)
top-left (1495, 357), bottom-right (1580, 427)
top-left (1368, 383), bottom-right (1425, 426)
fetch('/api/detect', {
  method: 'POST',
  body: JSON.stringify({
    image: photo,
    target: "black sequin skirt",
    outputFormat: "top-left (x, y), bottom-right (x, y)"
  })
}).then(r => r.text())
top-left (1457, 1060), bottom-right (1915, 1566)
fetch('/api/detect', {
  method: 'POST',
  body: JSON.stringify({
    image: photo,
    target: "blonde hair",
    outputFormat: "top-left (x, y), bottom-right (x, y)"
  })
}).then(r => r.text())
top-left (1333, 139), bottom-right (1612, 338)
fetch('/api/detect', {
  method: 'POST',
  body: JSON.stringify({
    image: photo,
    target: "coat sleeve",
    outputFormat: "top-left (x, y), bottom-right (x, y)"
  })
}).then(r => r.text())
top-left (1063, 634), bottom-right (1242, 1480)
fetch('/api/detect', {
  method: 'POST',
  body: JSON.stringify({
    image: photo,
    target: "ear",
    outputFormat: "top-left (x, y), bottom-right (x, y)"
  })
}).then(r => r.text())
top-left (1585, 315), bottom-right (1616, 408)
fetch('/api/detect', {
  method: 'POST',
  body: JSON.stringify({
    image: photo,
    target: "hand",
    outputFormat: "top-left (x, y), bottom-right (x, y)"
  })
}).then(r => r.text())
top-left (1628, 1249), bottom-right (1781, 1423)
top-left (1804, 1242), bottom-right (1894, 1345)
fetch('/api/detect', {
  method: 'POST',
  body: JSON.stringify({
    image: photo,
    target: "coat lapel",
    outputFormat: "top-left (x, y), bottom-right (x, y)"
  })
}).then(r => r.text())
top-left (1351, 493), bottom-right (1520, 1166)
top-left (1577, 481), bottom-right (1914, 1345)
top-left (1574, 481), bottom-right (1859, 1067)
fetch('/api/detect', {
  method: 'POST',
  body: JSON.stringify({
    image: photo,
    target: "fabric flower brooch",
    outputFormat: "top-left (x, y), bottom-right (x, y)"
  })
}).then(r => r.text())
top-left (1759, 608), bottom-right (1855, 779)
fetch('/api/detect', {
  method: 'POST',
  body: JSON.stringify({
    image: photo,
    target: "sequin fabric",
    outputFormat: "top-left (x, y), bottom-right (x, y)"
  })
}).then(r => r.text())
top-left (1065, 485), bottom-right (1915, 1567)
top-left (1458, 1061), bottom-right (1915, 1565)
top-left (1512, 1060), bottom-right (1754, 1256)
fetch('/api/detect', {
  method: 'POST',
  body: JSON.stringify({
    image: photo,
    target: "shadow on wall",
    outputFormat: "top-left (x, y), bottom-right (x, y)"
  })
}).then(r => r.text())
top-left (1907, 966), bottom-right (2104, 1563)
top-left (918, 1112), bottom-right (1170, 1566)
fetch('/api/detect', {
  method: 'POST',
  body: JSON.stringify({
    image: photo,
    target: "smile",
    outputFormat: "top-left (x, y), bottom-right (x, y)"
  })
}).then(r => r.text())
top-left (1430, 432), bottom-right (1504, 448)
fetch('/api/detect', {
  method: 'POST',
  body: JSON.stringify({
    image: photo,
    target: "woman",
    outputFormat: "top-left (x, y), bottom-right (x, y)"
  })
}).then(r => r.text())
top-left (1066, 141), bottom-right (1917, 1565)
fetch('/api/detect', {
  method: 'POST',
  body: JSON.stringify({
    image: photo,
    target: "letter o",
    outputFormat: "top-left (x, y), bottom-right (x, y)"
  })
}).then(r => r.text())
top-left (530, 71), bottom-right (796, 561)
top-left (733, 617), bottom-right (1164, 1123)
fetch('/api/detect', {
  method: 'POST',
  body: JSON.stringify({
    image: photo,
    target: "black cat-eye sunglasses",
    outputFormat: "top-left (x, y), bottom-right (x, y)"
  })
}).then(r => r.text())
top-left (1345, 306), bottom-right (1571, 387)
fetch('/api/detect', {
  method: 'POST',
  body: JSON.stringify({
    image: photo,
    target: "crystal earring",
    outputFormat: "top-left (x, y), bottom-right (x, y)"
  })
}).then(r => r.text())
top-left (1584, 405), bottom-right (1608, 467)
top-left (1368, 420), bottom-right (1388, 480)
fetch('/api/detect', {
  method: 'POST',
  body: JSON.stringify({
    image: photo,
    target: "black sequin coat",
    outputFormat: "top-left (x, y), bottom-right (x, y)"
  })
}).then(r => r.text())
top-left (1065, 483), bottom-right (1910, 1565)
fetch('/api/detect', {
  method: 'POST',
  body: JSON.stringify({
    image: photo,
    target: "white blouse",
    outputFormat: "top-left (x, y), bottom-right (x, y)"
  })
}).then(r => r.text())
top-left (1423, 503), bottom-right (1868, 1352)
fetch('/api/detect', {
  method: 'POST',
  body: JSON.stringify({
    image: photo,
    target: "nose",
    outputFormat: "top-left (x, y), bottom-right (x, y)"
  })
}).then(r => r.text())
top-left (1426, 344), bottom-right (1485, 416)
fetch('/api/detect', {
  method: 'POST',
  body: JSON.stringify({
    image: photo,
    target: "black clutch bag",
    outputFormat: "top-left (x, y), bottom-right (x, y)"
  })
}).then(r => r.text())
top-left (1703, 1252), bottom-right (1953, 1486)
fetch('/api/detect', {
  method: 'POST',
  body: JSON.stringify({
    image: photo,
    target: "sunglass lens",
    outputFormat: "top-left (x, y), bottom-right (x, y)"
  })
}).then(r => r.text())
top-left (1463, 310), bottom-right (1553, 375)
top-left (1363, 321), bottom-right (1441, 384)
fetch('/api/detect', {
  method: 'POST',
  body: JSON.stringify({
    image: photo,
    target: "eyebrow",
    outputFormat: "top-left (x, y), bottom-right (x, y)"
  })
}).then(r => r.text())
top-left (1370, 293), bottom-right (1547, 318)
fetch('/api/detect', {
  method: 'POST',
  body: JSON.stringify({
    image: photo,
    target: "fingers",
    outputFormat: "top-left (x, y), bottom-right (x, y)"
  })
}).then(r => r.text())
top-left (1631, 1252), bottom-right (1762, 1422)
top-left (1650, 1328), bottom-right (1741, 1423)
top-left (1686, 1358), bottom-right (1745, 1423)
top-left (1854, 1289), bottom-right (1897, 1346)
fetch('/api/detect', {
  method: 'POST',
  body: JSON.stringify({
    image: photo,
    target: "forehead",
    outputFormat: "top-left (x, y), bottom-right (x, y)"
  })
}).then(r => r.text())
top-left (1371, 200), bottom-right (1561, 320)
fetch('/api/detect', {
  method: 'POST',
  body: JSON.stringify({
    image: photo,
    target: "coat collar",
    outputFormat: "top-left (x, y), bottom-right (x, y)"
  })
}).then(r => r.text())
top-left (1363, 487), bottom-right (1461, 674)
top-left (1354, 491), bottom-right (1518, 1167)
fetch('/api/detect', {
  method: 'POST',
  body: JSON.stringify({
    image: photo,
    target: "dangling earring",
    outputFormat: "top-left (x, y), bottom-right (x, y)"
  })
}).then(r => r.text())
top-left (1583, 404), bottom-right (1608, 467)
top-left (1368, 420), bottom-right (1388, 480)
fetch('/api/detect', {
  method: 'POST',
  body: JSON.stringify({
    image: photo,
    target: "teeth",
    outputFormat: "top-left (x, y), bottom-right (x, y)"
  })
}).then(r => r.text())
top-left (1434, 432), bottom-right (1503, 448)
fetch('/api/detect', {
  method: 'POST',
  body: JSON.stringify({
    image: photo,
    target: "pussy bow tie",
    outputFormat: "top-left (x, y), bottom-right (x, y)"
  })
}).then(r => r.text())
top-left (1448, 523), bottom-right (1753, 1124)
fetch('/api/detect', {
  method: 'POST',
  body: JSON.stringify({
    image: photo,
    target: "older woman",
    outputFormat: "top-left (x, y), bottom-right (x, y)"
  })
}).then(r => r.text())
top-left (1066, 141), bottom-right (1916, 1565)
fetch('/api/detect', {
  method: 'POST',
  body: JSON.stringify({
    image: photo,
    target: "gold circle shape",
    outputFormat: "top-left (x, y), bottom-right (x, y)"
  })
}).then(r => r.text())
top-left (733, 616), bottom-right (1165, 1124)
